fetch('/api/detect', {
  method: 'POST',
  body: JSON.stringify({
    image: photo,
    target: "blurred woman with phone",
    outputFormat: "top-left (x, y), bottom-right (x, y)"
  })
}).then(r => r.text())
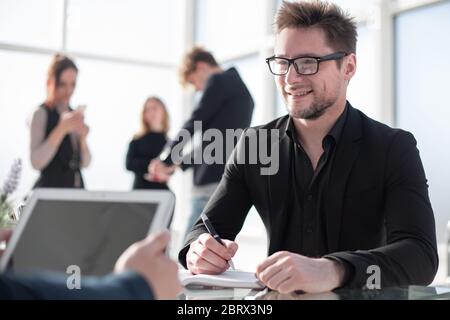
top-left (29, 54), bottom-right (91, 188)
top-left (126, 96), bottom-right (170, 190)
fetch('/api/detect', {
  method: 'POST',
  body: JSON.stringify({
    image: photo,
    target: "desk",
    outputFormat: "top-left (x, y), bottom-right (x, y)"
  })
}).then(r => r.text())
top-left (179, 285), bottom-right (450, 300)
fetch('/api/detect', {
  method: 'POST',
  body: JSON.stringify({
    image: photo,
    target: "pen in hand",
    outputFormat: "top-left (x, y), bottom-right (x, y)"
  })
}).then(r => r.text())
top-left (200, 213), bottom-right (236, 270)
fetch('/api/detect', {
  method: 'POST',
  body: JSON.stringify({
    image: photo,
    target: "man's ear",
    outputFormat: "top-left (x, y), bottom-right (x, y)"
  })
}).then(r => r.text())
top-left (344, 53), bottom-right (357, 81)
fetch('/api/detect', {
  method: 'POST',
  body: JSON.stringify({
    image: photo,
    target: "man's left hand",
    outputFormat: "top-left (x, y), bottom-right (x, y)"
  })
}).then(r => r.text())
top-left (256, 251), bottom-right (345, 293)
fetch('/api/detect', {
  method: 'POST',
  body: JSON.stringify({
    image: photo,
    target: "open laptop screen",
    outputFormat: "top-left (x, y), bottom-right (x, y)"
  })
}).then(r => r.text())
top-left (1, 190), bottom-right (174, 276)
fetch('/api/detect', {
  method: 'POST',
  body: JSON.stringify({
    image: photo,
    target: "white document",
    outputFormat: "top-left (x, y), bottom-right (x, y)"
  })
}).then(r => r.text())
top-left (179, 269), bottom-right (265, 289)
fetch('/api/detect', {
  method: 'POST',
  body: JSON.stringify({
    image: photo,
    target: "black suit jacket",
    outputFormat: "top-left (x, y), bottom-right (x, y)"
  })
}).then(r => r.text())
top-left (163, 67), bottom-right (254, 186)
top-left (179, 103), bottom-right (438, 289)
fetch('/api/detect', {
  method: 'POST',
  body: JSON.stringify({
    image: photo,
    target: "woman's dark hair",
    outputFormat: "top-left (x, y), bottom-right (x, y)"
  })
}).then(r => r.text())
top-left (47, 54), bottom-right (78, 86)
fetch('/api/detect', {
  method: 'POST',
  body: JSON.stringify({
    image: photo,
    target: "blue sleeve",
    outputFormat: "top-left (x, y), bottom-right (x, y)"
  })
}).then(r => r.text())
top-left (0, 271), bottom-right (154, 300)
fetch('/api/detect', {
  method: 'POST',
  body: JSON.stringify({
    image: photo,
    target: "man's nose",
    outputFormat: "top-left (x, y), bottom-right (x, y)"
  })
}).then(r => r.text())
top-left (284, 64), bottom-right (303, 85)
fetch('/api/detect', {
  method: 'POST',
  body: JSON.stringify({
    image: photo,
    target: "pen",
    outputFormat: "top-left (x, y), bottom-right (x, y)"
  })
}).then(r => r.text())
top-left (200, 213), bottom-right (235, 270)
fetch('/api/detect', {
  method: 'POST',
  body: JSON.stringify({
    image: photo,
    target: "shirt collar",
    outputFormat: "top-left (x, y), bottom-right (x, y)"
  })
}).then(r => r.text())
top-left (327, 103), bottom-right (348, 144)
top-left (285, 103), bottom-right (349, 148)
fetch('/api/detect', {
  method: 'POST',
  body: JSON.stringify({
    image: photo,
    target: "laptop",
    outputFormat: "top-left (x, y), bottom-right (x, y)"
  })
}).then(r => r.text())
top-left (0, 188), bottom-right (175, 276)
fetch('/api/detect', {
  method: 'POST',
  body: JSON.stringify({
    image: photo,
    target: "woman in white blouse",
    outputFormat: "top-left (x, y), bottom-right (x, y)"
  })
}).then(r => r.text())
top-left (30, 54), bottom-right (91, 188)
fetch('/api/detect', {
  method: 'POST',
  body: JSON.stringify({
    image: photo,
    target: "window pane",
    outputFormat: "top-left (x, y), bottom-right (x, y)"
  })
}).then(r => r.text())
top-left (196, 0), bottom-right (264, 59)
top-left (0, 51), bottom-right (51, 201)
top-left (395, 1), bottom-right (450, 243)
top-left (347, 25), bottom-right (379, 119)
top-left (66, 0), bottom-right (183, 63)
top-left (0, 0), bottom-right (63, 49)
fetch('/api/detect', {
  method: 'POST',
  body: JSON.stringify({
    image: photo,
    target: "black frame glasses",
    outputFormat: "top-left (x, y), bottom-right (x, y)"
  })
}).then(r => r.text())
top-left (265, 52), bottom-right (348, 76)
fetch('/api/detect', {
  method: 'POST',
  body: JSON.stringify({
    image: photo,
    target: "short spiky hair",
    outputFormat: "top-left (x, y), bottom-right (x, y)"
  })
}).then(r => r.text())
top-left (179, 46), bottom-right (219, 87)
top-left (275, 0), bottom-right (357, 54)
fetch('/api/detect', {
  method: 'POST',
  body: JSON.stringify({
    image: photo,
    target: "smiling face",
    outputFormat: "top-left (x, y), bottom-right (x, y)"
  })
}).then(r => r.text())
top-left (274, 27), bottom-right (356, 120)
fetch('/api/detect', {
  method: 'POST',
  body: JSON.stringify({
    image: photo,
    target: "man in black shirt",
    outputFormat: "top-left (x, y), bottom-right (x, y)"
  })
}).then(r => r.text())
top-left (178, 1), bottom-right (438, 293)
top-left (281, 106), bottom-right (347, 258)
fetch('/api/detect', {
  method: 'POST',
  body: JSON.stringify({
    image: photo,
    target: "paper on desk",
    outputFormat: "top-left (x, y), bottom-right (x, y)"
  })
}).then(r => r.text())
top-left (178, 269), bottom-right (265, 289)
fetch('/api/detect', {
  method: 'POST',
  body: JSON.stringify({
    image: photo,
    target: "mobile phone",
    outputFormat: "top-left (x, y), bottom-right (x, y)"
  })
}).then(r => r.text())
top-left (76, 105), bottom-right (87, 113)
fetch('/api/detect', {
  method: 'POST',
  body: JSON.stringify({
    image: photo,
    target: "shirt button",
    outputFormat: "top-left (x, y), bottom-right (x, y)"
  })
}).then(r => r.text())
top-left (306, 226), bottom-right (313, 233)
top-left (307, 194), bottom-right (313, 201)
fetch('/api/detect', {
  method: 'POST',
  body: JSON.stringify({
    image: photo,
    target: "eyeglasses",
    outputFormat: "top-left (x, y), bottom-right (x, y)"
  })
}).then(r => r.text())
top-left (265, 52), bottom-right (348, 76)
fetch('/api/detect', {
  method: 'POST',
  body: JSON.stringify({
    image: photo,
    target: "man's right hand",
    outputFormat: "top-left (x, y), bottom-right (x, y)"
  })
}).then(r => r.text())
top-left (186, 233), bottom-right (238, 275)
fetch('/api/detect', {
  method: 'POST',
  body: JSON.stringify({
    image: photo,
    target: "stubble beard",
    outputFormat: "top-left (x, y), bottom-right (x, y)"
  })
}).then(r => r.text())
top-left (287, 95), bottom-right (334, 120)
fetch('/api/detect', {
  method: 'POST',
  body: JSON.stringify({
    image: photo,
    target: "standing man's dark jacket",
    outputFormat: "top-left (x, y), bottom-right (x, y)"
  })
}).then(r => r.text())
top-left (179, 103), bottom-right (438, 289)
top-left (162, 67), bottom-right (254, 186)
